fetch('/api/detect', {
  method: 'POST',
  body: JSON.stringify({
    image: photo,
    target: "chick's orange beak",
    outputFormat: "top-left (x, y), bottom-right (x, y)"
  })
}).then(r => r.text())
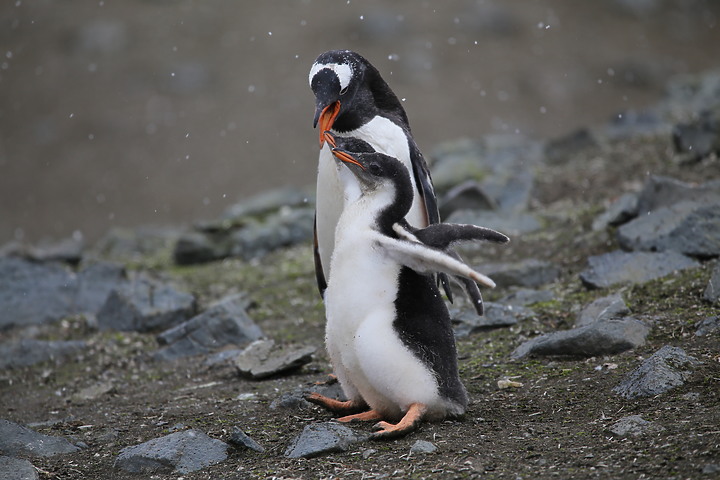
top-left (331, 149), bottom-right (364, 170)
top-left (317, 101), bottom-right (341, 147)
top-left (322, 131), bottom-right (337, 147)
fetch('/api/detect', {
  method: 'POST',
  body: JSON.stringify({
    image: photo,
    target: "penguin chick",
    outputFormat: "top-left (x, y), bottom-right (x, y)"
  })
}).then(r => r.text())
top-left (306, 140), bottom-right (508, 439)
top-left (309, 50), bottom-right (463, 307)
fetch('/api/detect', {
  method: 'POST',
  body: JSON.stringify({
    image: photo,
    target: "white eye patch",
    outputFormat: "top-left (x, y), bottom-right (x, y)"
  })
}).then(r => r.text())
top-left (309, 62), bottom-right (353, 91)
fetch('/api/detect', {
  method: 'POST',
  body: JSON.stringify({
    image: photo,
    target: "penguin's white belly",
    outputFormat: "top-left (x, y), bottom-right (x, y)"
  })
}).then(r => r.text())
top-left (324, 230), bottom-right (443, 419)
top-left (315, 116), bottom-right (426, 281)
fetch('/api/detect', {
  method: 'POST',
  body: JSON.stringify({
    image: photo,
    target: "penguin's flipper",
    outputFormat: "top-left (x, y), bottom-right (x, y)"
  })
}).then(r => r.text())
top-left (313, 213), bottom-right (328, 298)
top-left (413, 223), bottom-right (510, 250)
top-left (374, 233), bottom-right (497, 288)
top-left (445, 249), bottom-right (485, 315)
top-left (407, 143), bottom-right (455, 302)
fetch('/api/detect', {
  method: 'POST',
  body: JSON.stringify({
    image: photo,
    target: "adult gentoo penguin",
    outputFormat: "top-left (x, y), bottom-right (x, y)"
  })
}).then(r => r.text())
top-left (309, 49), bottom-right (481, 308)
top-left (306, 135), bottom-right (509, 439)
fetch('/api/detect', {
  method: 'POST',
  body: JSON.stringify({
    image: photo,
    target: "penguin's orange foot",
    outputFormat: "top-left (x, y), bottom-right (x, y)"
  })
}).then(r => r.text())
top-left (370, 403), bottom-right (427, 440)
top-left (335, 409), bottom-right (383, 423)
top-left (305, 392), bottom-right (367, 414)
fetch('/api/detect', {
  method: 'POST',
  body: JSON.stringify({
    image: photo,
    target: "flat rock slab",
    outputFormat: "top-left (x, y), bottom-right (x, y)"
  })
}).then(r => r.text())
top-left (97, 276), bottom-right (196, 332)
top-left (0, 339), bottom-right (87, 370)
top-left (613, 345), bottom-right (701, 399)
top-left (115, 429), bottom-right (228, 474)
top-left (155, 293), bottom-right (263, 361)
top-left (580, 250), bottom-right (700, 289)
top-left (576, 292), bottom-right (630, 327)
top-left (511, 318), bottom-right (649, 359)
top-left (617, 201), bottom-right (720, 256)
top-left (0, 258), bottom-right (128, 330)
top-left (284, 422), bottom-right (368, 459)
top-left (453, 302), bottom-right (534, 337)
top-left (0, 455), bottom-right (39, 480)
top-left (608, 415), bottom-right (665, 437)
top-left (0, 419), bottom-right (80, 457)
top-left (235, 339), bottom-right (315, 380)
top-left (695, 316), bottom-right (720, 336)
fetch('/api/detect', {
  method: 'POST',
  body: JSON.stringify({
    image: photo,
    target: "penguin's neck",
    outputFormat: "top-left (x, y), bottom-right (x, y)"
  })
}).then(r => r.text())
top-left (338, 174), bottom-right (411, 237)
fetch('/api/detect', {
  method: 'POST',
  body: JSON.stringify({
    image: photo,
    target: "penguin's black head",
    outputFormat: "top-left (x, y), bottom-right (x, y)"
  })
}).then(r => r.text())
top-left (327, 133), bottom-right (375, 154)
top-left (309, 50), bottom-right (372, 146)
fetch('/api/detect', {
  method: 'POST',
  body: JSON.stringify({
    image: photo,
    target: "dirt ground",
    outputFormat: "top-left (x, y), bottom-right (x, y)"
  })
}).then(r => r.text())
top-left (2, 129), bottom-right (719, 479)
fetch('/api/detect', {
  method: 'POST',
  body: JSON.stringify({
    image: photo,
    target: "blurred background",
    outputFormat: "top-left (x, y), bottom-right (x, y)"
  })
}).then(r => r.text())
top-left (1, 0), bottom-right (719, 244)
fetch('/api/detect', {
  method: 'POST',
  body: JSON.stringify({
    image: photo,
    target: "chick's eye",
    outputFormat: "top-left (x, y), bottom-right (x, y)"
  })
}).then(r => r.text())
top-left (368, 163), bottom-right (382, 176)
top-left (339, 86), bottom-right (349, 95)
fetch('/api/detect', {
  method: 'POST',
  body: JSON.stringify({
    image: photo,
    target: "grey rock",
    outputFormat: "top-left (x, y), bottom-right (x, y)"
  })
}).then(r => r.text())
top-left (71, 381), bottom-right (116, 403)
top-left (438, 180), bottom-right (496, 219)
top-left (228, 426), bottom-right (265, 453)
top-left (155, 294), bottom-right (262, 361)
top-left (271, 382), bottom-right (346, 410)
top-left (695, 316), bottom-right (720, 336)
top-left (635, 175), bottom-right (720, 216)
top-left (0, 235), bottom-right (84, 265)
top-left (580, 250), bottom-right (700, 289)
top-left (92, 226), bottom-right (181, 264)
top-left (500, 288), bottom-right (554, 307)
top-left (704, 264), bottom-right (720, 303)
top-left (0, 257), bottom-right (77, 330)
top-left (617, 201), bottom-right (720, 257)
top-left (484, 259), bottom-right (561, 288)
top-left (115, 429), bottom-right (228, 474)
top-left (221, 187), bottom-right (312, 220)
top-left (576, 292), bottom-right (630, 327)
top-left (97, 276), bottom-right (195, 332)
top-left (0, 419), bottom-right (80, 457)
top-left (0, 339), bottom-right (86, 369)
top-left (544, 128), bottom-right (598, 165)
top-left (284, 422), bottom-right (368, 458)
top-left (592, 193), bottom-right (639, 231)
top-left (511, 317), bottom-right (649, 359)
top-left (0, 455), bottom-right (39, 480)
top-left (447, 210), bottom-right (541, 236)
top-left (453, 302), bottom-right (534, 337)
top-left (703, 464), bottom-right (720, 475)
top-left (74, 262), bottom-right (127, 314)
top-left (410, 440), bottom-right (437, 454)
top-left (235, 340), bottom-right (315, 380)
top-left (174, 207), bottom-right (314, 265)
top-left (613, 345), bottom-right (700, 399)
top-left (608, 415), bottom-right (664, 437)
top-left (672, 106), bottom-right (720, 160)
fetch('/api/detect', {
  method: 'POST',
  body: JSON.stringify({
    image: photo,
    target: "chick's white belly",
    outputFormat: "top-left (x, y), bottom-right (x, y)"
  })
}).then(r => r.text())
top-left (324, 241), bottom-right (441, 417)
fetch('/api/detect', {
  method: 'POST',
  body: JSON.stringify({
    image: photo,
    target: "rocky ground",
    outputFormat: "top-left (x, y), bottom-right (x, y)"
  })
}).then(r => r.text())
top-left (1, 70), bottom-right (720, 479)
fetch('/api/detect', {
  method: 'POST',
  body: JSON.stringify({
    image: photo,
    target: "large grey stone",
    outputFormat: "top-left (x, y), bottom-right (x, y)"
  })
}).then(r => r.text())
top-left (284, 422), bottom-right (368, 458)
top-left (592, 193), bottom-right (639, 231)
top-left (695, 316), bottom-right (720, 336)
top-left (0, 419), bottom-right (80, 457)
top-left (617, 201), bottom-right (720, 257)
top-left (635, 175), bottom-right (720, 216)
top-left (0, 339), bottom-right (87, 369)
top-left (580, 250), bottom-right (700, 289)
top-left (511, 317), bottom-right (649, 359)
top-left (97, 276), bottom-right (195, 332)
top-left (228, 426), bottom-right (265, 453)
top-left (115, 429), bottom-right (228, 474)
top-left (155, 294), bottom-right (262, 361)
top-left (74, 262), bottom-right (127, 313)
top-left (576, 292), bottom-right (630, 327)
top-left (0, 455), bottom-right (38, 480)
top-left (235, 340), bottom-right (315, 380)
top-left (613, 345), bottom-right (700, 399)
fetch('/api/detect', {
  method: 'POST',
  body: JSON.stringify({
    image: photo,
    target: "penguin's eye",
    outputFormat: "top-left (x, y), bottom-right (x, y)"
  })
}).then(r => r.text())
top-left (368, 163), bottom-right (382, 176)
top-left (339, 86), bottom-right (349, 95)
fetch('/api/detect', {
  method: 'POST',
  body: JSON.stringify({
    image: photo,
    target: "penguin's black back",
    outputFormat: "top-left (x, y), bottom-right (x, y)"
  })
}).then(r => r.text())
top-left (393, 267), bottom-right (468, 407)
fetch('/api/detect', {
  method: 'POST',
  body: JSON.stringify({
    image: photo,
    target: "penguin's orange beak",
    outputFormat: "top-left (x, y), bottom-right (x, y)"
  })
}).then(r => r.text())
top-left (317, 101), bottom-right (341, 147)
top-left (331, 148), bottom-right (364, 170)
